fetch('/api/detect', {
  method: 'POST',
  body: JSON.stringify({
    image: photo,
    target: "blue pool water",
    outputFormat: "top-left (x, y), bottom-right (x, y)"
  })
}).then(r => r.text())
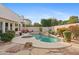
top-left (32, 34), bottom-right (60, 43)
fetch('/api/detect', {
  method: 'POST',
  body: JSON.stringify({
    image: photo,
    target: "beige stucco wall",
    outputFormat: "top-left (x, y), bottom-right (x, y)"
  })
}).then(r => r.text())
top-left (0, 18), bottom-right (16, 24)
top-left (25, 27), bottom-right (52, 32)
top-left (25, 20), bottom-right (31, 25)
top-left (53, 23), bottom-right (79, 32)
top-left (0, 4), bottom-right (32, 27)
top-left (0, 4), bottom-right (32, 33)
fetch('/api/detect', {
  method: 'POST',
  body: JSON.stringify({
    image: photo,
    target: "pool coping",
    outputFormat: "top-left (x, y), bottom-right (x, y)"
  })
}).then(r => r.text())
top-left (12, 33), bottom-right (72, 49)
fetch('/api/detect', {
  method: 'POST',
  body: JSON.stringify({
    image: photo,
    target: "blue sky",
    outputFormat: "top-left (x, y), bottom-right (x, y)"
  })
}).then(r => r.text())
top-left (3, 3), bottom-right (79, 24)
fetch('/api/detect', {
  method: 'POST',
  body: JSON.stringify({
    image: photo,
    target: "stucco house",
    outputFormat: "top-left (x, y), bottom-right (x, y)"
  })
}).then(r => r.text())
top-left (24, 19), bottom-right (32, 25)
top-left (0, 4), bottom-right (31, 33)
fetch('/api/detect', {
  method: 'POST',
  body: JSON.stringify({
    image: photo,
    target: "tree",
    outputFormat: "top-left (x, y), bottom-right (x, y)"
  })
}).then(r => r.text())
top-left (41, 18), bottom-right (59, 27)
top-left (62, 20), bottom-right (68, 24)
top-left (58, 20), bottom-right (67, 25)
top-left (51, 18), bottom-right (59, 26)
top-left (58, 20), bottom-right (63, 25)
top-left (41, 19), bottom-right (48, 27)
top-left (68, 16), bottom-right (79, 24)
top-left (33, 23), bottom-right (41, 27)
top-left (47, 18), bottom-right (52, 26)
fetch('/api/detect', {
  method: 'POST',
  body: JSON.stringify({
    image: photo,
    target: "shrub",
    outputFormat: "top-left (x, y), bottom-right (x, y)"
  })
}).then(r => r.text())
top-left (0, 30), bottom-right (2, 33)
top-left (1, 33), bottom-right (12, 42)
top-left (68, 25), bottom-right (79, 40)
top-left (39, 27), bottom-right (42, 32)
top-left (6, 31), bottom-right (15, 38)
top-left (0, 33), bottom-right (2, 40)
top-left (57, 27), bottom-right (67, 37)
top-left (51, 30), bottom-right (55, 35)
top-left (0, 31), bottom-right (15, 42)
top-left (48, 29), bottom-right (55, 34)
top-left (63, 31), bottom-right (71, 42)
top-left (48, 29), bottom-right (52, 34)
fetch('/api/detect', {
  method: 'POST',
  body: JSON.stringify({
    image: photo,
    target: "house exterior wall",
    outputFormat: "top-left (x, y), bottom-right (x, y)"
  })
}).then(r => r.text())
top-left (24, 19), bottom-right (32, 25)
top-left (0, 4), bottom-right (31, 33)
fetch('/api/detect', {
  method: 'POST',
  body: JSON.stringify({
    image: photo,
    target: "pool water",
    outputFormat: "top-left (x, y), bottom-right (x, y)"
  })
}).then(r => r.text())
top-left (32, 34), bottom-right (60, 43)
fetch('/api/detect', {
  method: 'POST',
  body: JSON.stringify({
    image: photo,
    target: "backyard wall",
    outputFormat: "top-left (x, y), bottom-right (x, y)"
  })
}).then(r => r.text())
top-left (22, 23), bottom-right (79, 33)
top-left (24, 27), bottom-right (52, 32)
top-left (53, 23), bottom-right (79, 32)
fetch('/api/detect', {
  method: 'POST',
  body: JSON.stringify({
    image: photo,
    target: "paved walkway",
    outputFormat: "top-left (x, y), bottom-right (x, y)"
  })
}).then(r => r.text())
top-left (0, 34), bottom-right (79, 55)
top-left (0, 42), bottom-right (19, 55)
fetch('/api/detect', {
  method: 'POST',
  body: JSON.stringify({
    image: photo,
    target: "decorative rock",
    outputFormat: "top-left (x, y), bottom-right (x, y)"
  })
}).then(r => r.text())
top-left (24, 42), bottom-right (32, 48)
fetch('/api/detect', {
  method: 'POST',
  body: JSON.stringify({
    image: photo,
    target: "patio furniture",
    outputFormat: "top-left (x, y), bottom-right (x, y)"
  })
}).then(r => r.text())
top-left (15, 31), bottom-right (22, 36)
top-left (20, 32), bottom-right (22, 36)
top-left (21, 29), bottom-right (29, 33)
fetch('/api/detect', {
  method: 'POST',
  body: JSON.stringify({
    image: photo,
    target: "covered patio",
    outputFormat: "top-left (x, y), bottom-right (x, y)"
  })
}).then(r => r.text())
top-left (0, 19), bottom-right (23, 33)
top-left (0, 4), bottom-right (27, 33)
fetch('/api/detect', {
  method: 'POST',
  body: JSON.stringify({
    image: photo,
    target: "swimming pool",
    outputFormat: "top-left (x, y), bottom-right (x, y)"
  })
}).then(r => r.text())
top-left (32, 34), bottom-right (60, 43)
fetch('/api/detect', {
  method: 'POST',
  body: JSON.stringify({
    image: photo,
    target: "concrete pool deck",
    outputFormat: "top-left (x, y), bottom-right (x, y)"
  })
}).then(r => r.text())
top-left (12, 33), bottom-right (71, 49)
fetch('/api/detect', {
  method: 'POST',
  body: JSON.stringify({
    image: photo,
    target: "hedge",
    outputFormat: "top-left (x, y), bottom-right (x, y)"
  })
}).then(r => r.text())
top-left (0, 31), bottom-right (15, 42)
top-left (63, 31), bottom-right (71, 42)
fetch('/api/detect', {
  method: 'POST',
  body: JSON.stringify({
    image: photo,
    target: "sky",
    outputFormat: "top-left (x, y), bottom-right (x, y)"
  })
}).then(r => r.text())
top-left (3, 3), bottom-right (79, 24)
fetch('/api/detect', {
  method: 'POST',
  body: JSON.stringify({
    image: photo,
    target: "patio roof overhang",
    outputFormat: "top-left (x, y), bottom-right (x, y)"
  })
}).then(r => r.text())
top-left (0, 4), bottom-right (21, 22)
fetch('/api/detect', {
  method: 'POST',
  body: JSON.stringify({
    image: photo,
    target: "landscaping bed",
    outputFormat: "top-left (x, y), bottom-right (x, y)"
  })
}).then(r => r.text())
top-left (0, 31), bottom-right (15, 42)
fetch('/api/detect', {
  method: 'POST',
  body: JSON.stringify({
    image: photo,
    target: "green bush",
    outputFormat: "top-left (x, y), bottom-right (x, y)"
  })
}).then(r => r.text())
top-left (0, 30), bottom-right (2, 33)
top-left (39, 27), bottom-right (42, 32)
top-left (0, 33), bottom-right (2, 40)
top-left (6, 31), bottom-right (15, 38)
top-left (1, 33), bottom-right (12, 42)
top-left (0, 31), bottom-right (15, 42)
top-left (0, 30), bottom-right (2, 40)
top-left (51, 30), bottom-right (55, 35)
top-left (48, 30), bottom-right (55, 34)
top-left (63, 31), bottom-right (71, 42)
top-left (48, 29), bottom-right (52, 34)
